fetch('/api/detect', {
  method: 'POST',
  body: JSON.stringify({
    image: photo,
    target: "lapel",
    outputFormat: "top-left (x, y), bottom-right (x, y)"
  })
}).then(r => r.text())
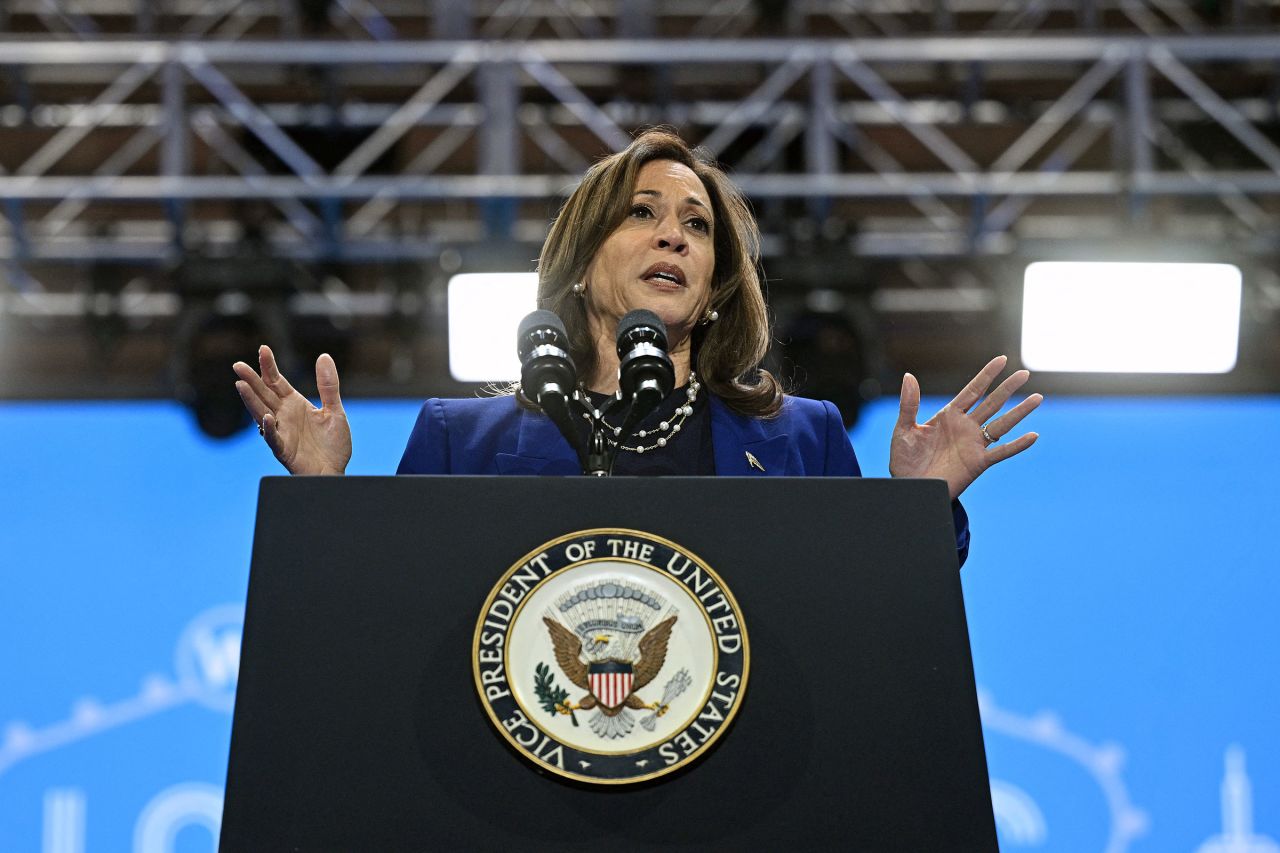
top-left (710, 395), bottom-right (793, 476)
top-left (494, 406), bottom-right (581, 475)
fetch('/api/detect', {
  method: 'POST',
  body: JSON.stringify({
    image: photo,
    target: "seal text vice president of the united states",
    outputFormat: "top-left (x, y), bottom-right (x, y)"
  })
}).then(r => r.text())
top-left (232, 130), bottom-right (1043, 567)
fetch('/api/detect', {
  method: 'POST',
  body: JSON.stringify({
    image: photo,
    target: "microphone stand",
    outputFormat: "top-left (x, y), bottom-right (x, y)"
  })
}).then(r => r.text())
top-left (536, 389), bottom-right (587, 470)
top-left (532, 381), bottom-right (636, 478)
top-left (570, 389), bottom-right (627, 477)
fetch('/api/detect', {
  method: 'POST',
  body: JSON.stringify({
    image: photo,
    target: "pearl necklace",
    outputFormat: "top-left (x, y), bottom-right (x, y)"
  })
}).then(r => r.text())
top-left (580, 372), bottom-right (701, 454)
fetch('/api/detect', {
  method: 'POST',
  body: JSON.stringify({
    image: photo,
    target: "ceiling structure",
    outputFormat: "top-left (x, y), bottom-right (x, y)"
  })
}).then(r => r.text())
top-left (1, 1), bottom-right (1278, 409)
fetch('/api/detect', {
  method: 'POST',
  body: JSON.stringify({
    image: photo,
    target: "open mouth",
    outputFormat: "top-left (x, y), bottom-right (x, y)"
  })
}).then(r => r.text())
top-left (642, 264), bottom-right (686, 286)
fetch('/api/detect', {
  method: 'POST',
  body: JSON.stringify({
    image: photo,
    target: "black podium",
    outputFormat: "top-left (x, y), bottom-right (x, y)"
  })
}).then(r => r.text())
top-left (221, 476), bottom-right (997, 851)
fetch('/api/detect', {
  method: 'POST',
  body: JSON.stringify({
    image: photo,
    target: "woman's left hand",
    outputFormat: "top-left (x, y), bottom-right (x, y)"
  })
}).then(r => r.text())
top-left (890, 355), bottom-right (1042, 500)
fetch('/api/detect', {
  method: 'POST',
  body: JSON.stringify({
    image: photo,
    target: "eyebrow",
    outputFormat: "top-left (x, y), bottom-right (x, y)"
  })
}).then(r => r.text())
top-left (634, 189), bottom-right (712, 216)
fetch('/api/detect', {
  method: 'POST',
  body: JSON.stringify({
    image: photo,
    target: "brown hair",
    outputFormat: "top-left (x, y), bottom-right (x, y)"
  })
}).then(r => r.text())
top-left (536, 129), bottom-right (783, 418)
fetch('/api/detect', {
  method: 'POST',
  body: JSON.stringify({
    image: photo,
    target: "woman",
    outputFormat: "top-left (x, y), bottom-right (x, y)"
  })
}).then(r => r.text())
top-left (233, 130), bottom-right (1041, 563)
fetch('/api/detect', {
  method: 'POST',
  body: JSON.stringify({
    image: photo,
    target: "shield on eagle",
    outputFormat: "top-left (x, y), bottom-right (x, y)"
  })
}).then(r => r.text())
top-left (589, 660), bottom-right (634, 709)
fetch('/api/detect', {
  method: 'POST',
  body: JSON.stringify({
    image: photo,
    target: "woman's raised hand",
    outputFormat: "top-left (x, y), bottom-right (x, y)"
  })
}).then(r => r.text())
top-left (233, 345), bottom-right (352, 476)
top-left (889, 355), bottom-right (1041, 500)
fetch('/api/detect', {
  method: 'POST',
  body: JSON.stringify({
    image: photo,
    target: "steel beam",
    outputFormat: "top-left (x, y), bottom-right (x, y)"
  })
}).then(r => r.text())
top-left (1150, 47), bottom-right (1280, 174)
top-left (15, 59), bottom-right (159, 178)
top-left (700, 52), bottom-right (814, 156)
top-left (834, 50), bottom-right (980, 174)
top-left (3, 36), bottom-right (1280, 66)
top-left (0, 171), bottom-right (1276, 200)
top-left (183, 55), bottom-right (325, 180)
top-left (334, 52), bottom-right (478, 180)
top-left (988, 48), bottom-right (1124, 174)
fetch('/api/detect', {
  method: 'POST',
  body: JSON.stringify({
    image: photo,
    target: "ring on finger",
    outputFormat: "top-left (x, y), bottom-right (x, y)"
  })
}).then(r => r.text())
top-left (980, 423), bottom-right (996, 444)
top-left (258, 421), bottom-right (266, 437)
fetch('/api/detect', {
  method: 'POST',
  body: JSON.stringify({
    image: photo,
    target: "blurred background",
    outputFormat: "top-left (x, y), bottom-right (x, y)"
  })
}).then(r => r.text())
top-left (2, 2), bottom-right (1279, 850)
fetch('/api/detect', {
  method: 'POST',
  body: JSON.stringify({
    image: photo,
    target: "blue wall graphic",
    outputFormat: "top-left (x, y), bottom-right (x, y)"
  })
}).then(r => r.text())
top-left (2, 395), bottom-right (1277, 850)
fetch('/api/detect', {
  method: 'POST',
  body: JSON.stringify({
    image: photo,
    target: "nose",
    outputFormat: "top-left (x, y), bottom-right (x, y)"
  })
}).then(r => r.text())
top-left (653, 216), bottom-right (687, 254)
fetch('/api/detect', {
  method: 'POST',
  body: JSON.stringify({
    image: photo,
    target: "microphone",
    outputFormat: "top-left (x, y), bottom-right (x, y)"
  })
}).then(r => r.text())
top-left (615, 309), bottom-right (675, 431)
top-left (517, 310), bottom-right (576, 405)
top-left (517, 310), bottom-right (584, 461)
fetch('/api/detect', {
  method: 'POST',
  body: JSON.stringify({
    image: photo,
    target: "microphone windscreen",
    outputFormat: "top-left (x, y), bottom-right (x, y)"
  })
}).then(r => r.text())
top-left (518, 309), bottom-right (567, 343)
top-left (615, 309), bottom-right (667, 347)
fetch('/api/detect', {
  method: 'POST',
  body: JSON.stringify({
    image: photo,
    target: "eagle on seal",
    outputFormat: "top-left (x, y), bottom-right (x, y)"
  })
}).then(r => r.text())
top-left (543, 615), bottom-right (677, 738)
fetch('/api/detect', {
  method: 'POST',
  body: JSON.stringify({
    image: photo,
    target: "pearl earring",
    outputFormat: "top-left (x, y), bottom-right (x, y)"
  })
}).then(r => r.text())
top-left (703, 308), bottom-right (719, 323)
top-left (572, 282), bottom-right (586, 296)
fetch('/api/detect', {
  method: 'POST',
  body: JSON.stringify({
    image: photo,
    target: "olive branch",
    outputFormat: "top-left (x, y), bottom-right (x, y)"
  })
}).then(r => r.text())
top-left (534, 662), bottom-right (578, 727)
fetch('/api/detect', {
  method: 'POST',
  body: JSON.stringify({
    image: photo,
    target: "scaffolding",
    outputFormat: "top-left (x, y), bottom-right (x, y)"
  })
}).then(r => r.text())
top-left (2, 35), bottom-right (1279, 269)
top-left (1, 8), bottom-right (1278, 396)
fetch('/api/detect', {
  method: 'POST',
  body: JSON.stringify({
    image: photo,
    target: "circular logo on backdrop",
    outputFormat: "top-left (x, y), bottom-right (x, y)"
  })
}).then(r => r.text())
top-left (473, 529), bottom-right (749, 785)
top-left (174, 604), bottom-right (244, 713)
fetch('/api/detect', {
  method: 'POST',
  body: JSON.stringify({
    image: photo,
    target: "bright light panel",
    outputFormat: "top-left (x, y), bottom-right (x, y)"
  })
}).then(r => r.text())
top-left (1021, 262), bottom-right (1242, 373)
top-left (447, 272), bottom-right (539, 382)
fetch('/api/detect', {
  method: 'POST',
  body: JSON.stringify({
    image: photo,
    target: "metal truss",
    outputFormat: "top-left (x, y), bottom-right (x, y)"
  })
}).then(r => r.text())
top-left (3, 0), bottom-right (1278, 39)
top-left (3, 30), bottom-right (1279, 403)
top-left (2, 35), bottom-right (1280, 280)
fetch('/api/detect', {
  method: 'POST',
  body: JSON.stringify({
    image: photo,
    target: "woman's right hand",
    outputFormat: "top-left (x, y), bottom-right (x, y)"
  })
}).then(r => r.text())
top-left (233, 345), bottom-right (352, 476)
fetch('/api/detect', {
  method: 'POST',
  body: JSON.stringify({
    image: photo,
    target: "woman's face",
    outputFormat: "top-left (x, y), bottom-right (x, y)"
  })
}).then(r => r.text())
top-left (583, 159), bottom-right (716, 345)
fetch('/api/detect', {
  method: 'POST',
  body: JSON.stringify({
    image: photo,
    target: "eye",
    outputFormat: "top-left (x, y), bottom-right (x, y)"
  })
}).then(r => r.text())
top-left (687, 216), bottom-right (711, 234)
top-left (629, 203), bottom-right (654, 219)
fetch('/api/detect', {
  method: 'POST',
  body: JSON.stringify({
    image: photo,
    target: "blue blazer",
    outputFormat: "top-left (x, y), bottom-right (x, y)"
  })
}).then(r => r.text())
top-left (396, 393), bottom-right (969, 564)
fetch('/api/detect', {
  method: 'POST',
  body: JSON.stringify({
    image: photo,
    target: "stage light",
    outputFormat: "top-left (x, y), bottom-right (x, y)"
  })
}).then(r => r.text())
top-left (447, 272), bottom-right (538, 382)
top-left (775, 290), bottom-right (875, 429)
top-left (1021, 262), bottom-right (1242, 374)
top-left (176, 306), bottom-right (264, 439)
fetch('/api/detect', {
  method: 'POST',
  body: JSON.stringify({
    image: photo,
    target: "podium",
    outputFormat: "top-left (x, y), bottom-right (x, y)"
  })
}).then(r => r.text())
top-left (221, 476), bottom-right (997, 851)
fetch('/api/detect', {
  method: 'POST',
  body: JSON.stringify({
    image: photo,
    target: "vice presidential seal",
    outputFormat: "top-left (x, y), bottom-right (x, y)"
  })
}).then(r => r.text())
top-left (472, 529), bottom-right (749, 785)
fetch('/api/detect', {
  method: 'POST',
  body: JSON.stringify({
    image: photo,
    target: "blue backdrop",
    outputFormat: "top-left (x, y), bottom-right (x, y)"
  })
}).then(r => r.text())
top-left (2, 395), bottom-right (1277, 851)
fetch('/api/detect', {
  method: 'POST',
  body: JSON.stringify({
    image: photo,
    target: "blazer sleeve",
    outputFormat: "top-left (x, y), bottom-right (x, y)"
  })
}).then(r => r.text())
top-left (396, 398), bottom-right (450, 475)
top-left (820, 398), bottom-right (970, 569)
top-left (951, 500), bottom-right (970, 569)
top-left (820, 399), bottom-right (862, 477)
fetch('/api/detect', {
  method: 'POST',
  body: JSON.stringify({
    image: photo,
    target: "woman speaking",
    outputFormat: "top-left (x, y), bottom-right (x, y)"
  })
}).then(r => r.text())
top-left (232, 129), bottom-right (1041, 563)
